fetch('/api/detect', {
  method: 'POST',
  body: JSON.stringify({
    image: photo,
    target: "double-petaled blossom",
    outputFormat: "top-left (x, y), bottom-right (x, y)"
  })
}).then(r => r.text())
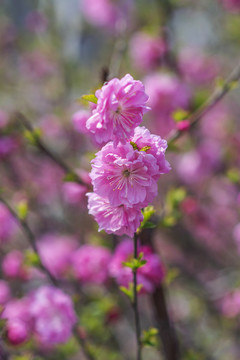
top-left (87, 192), bottom-right (143, 237)
top-left (109, 239), bottom-right (165, 293)
top-left (90, 141), bottom-right (159, 208)
top-left (86, 74), bottom-right (150, 146)
top-left (71, 244), bottom-right (111, 284)
top-left (28, 286), bottom-right (76, 346)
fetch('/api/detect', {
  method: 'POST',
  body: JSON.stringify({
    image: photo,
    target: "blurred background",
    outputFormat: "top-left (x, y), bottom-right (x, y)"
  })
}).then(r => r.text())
top-left (1, 0), bottom-right (240, 359)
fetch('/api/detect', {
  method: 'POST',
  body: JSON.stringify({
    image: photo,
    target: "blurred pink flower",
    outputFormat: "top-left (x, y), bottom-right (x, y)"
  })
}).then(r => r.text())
top-left (2, 250), bottom-right (29, 280)
top-left (29, 286), bottom-right (76, 346)
top-left (0, 203), bottom-right (16, 243)
top-left (219, 289), bottom-right (240, 317)
top-left (179, 49), bottom-right (219, 85)
top-left (62, 182), bottom-right (88, 206)
top-left (144, 73), bottom-right (190, 137)
top-left (109, 239), bottom-right (165, 294)
top-left (71, 244), bottom-right (111, 284)
top-left (130, 32), bottom-right (166, 71)
top-left (37, 234), bottom-right (78, 278)
top-left (220, 0), bottom-right (240, 12)
top-left (25, 10), bottom-right (48, 33)
top-left (87, 192), bottom-right (143, 237)
top-left (0, 280), bottom-right (11, 305)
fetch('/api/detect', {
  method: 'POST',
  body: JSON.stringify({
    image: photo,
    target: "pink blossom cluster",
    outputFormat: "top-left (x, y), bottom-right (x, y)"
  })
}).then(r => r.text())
top-left (72, 74), bottom-right (170, 237)
top-left (220, 0), bottom-right (240, 12)
top-left (109, 238), bottom-right (165, 293)
top-left (1, 286), bottom-right (76, 347)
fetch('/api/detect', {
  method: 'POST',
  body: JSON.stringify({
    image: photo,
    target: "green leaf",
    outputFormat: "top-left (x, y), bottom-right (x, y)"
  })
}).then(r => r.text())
top-left (138, 206), bottom-right (156, 232)
top-left (122, 254), bottom-right (147, 271)
top-left (23, 128), bottom-right (42, 145)
top-left (227, 168), bottom-right (240, 183)
top-left (63, 172), bottom-right (79, 182)
top-left (24, 250), bottom-right (40, 267)
top-left (140, 145), bottom-right (151, 152)
top-left (130, 141), bottom-right (140, 151)
top-left (81, 94), bottom-right (98, 104)
top-left (164, 268), bottom-right (179, 285)
top-left (141, 221), bottom-right (156, 229)
top-left (172, 109), bottom-right (189, 123)
top-left (119, 285), bottom-right (134, 302)
top-left (142, 327), bottom-right (159, 347)
top-left (16, 200), bottom-right (28, 220)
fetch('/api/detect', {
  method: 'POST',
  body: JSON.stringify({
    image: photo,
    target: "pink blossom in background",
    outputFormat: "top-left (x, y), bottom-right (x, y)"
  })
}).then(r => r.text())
top-left (130, 32), bottom-right (166, 71)
top-left (80, 0), bottom-right (133, 31)
top-left (0, 110), bottom-right (8, 128)
top-left (179, 49), bottom-right (219, 85)
top-left (90, 142), bottom-right (159, 208)
top-left (219, 289), bottom-right (240, 317)
top-left (25, 10), bottom-right (48, 33)
top-left (19, 51), bottom-right (57, 80)
top-left (0, 280), bottom-right (11, 305)
top-left (29, 286), bottom-right (76, 346)
top-left (220, 0), bottom-right (240, 12)
top-left (2, 251), bottom-right (28, 280)
top-left (37, 234), bottom-right (78, 278)
top-left (144, 73), bottom-right (190, 137)
top-left (1, 298), bottom-right (31, 345)
top-left (0, 203), bottom-right (16, 243)
top-left (71, 244), bottom-right (111, 284)
top-left (233, 223), bottom-right (240, 253)
top-left (109, 239), bottom-right (165, 294)
top-left (72, 109), bottom-right (92, 134)
top-left (87, 192), bottom-right (143, 237)
top-left (86, 74), bottom-right (150, 146)
top-left (0, 136), bottom-right (18, 158)
top-left (62, 182), bottom-right (88, 206)
top-left (130, 126), bottom-right (171, 174)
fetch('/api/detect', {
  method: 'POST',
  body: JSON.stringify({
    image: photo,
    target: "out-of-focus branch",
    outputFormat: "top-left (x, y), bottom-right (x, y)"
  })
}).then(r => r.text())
top-left (0, 195), bottom-right (96, 360)
top-left (0, 341), bottom-right (10, 360)
top-left (133, 233), bottom-right (142, 360)
top-left (168, 61), bottom-right (240, 146)
top-left (12, 112), bottom-right (92, 190)
top-left (152, 284), bottom-right (180, 360)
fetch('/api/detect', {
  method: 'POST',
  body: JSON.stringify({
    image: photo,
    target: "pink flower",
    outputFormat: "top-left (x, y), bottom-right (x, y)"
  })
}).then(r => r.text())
top-left (0, 203), bottom-right (16, 243)
top-left (62, 182), bottom-right (88, 206)
top-left (1, 298), bottom-right (31, 345)
top-left (29, 286), bottom-right (76, 346)
top-left (86, 74), bottom-right (150, 146)
top-left (179, 49), bottom-right (219, 85)
top-left (37, 234), bottom-right (78, 278)
top-left (144, 73), bottom-right (190, 137)
top-left (90, 142), bottom-right (159, 207)
top-left (72, 109), bottom-right (92, 134)
top-left (109, 239), bottom-right (165, 294)
top-left (220, 0), bottom-right (240, 12)
top-left (0, 280), bottom-right (11, 305)
top-left (130, 32), bottom-right (166, 71)
top-left (87, 192), bottom-right (143, 237)
top-left (71, 245), bottom-right (111, 284)
top-left (219, 289), bottom-right (240, 317)
top-left (2, 250), bottom-right (28, 280)
top-left (130, 126), bottom-right (171, 175)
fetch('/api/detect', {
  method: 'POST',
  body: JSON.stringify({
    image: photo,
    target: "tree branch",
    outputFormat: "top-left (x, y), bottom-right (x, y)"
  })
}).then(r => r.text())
top-left (133, 233), bottom-right (142, 360)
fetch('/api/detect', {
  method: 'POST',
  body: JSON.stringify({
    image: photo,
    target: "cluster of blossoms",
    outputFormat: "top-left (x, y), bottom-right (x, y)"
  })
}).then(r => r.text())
top-left (73, 74), bottom-right (170, 237)
top-left (1, 285), bottom-right (76, 347)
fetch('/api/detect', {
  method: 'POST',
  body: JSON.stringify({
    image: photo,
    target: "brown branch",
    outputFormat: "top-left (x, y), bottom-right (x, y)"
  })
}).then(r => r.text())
top-left (168, 61), bottom-right (240, 146)
top-left (133, 233), bottom-right (142, 360)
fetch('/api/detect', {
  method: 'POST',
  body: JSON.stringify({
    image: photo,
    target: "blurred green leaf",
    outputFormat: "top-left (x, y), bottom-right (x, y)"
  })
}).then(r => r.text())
top-left (130, 141), bottom-right (139, 150)
top-left (142, 327), bottom-right (159, 347)
top-left (173, 109), bottom-right (189, 123)
top-left (24, 250), bottom-right (40, 267)
top-left (16, 200), bottom-right (28, 220)
top-left (81, 94), bottom-right (98, 104)
top-left (140, 145), bottom-right (151, 152)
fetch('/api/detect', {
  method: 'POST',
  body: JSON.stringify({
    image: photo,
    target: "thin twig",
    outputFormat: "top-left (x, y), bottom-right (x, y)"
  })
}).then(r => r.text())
top-left (13, 112), bottom-right (91, 189)
top-left (168, 61), bottom-right (240, 146)
top-left (133, 233), bottom-right (142, 360)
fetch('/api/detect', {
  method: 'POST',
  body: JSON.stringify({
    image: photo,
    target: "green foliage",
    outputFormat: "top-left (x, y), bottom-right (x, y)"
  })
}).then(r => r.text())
top-left (226, 168), bottom-right (240, 183)
top-left (23, 128), bottom-right (42, 146)
top-left (160, 187), bottom-right (187, 227)
top-left (24, 250), bottom-right (40, 267)
top-left (16, 200), bottom-right (28, 220)
top-left (122, 252), bottom-right (147, 271)
top-left (120, 283), bottom-right (143, 302)
top-left (142, 327), bottom-right (158, 347)
top-left (172, 109), bottom-right (189, 123)
top-left (81, 93), bottom-right (98, 104)
top-left (63, 172), bottom-right (80, 182)
top-left (138, 205), bottom-right (156, 232)
top-left (164, 267), bottom-right (179, 285)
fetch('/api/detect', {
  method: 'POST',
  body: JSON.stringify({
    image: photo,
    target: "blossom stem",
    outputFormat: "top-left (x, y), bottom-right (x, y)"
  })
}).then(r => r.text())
top-left (133, 233), bottom-right (142, 360)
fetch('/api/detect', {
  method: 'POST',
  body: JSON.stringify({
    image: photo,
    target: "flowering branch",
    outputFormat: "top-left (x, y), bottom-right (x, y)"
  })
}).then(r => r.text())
top-left (133, 233), bottom-right (142, 360)
top-left (168, 60), bottom-right (240, 145)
